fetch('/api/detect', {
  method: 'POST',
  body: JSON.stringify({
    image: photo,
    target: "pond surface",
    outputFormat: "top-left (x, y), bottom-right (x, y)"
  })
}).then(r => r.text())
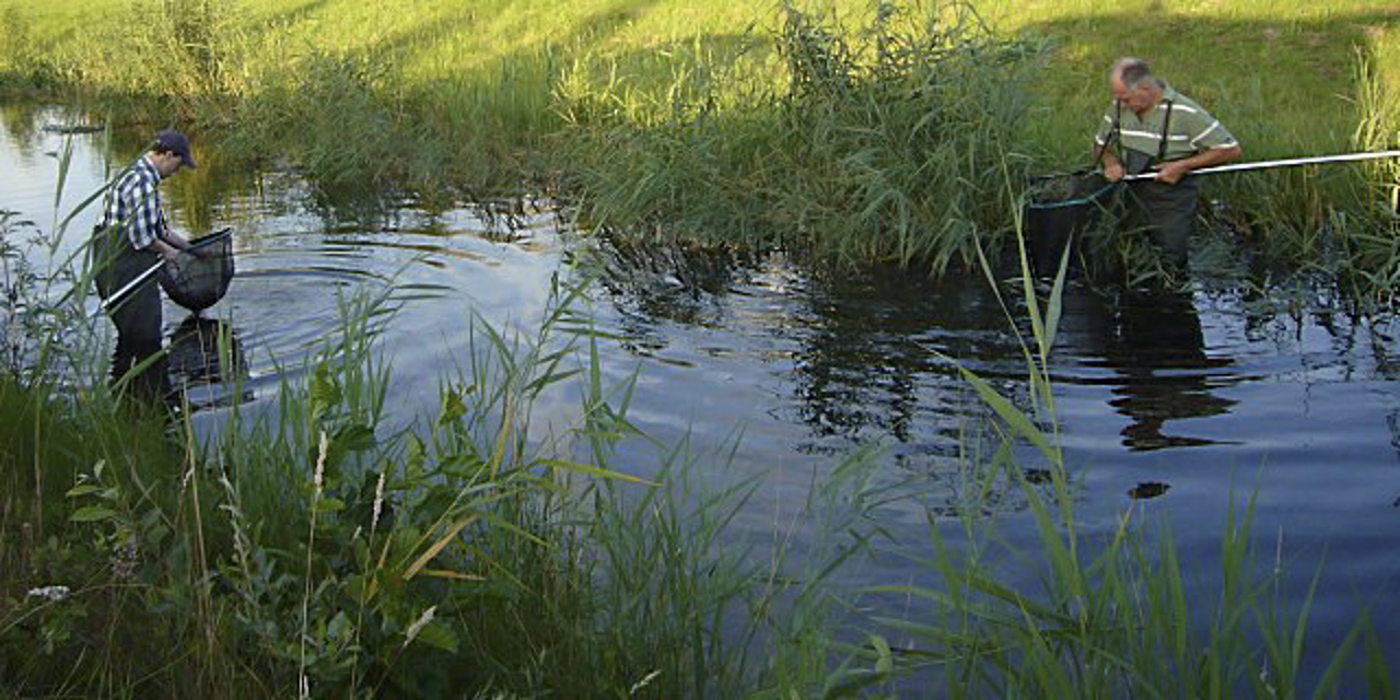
top-left (4, 105), bottom-right (1399, 673)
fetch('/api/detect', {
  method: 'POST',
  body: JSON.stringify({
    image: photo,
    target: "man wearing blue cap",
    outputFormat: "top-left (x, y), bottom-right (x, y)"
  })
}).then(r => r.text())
top-left (93, 129), bottom-right (200, 401)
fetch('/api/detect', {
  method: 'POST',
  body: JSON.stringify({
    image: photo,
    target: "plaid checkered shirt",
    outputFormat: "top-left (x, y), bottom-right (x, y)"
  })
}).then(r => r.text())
top-left (100, 155), bottom-right (167, 250)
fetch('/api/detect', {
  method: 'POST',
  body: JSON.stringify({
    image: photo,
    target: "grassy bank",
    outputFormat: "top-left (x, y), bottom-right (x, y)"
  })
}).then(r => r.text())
top-left (4, 171), bottom-right (1397, 695)
top-left (0, 283), bottom-right (860, 697)
top-left (3, 0), bottom-right (1399, 289)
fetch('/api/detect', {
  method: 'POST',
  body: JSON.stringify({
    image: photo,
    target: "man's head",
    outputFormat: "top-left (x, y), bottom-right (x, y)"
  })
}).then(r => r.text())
top-left (1109, 57), bottom-right (1163, 115)
top-left (149, 130), bottom-right (196, 177)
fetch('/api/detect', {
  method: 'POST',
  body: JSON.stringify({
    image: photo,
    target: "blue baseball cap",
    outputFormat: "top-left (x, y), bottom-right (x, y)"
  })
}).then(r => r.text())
top-left (155, 130), bottom-right (197, 168)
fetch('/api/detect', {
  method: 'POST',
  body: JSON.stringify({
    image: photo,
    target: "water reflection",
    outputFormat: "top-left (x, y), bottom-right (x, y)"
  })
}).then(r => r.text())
top-left (785, 265), bottom-right (1023, 463)
top-left (1390, 410), bottom-right (1400, 509)
top-left (0, 102), bottom-right (49, 155)
top-left (166, 313), bottom-right (252, 411)
top-left (591, 230), bottom-right (749, 328)
top-left (789, 268), bottom-right (946, 451)
top-left (1066, 287), bottom-right (1239, 451)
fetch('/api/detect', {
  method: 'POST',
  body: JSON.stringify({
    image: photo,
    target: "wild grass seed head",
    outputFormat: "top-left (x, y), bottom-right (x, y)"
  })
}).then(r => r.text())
top-left (371, 469), bottom-right (386, 532)
top-left (313, 430), bottom-right (328, 497)
top-left (403, 605), bottom-right (436, 647)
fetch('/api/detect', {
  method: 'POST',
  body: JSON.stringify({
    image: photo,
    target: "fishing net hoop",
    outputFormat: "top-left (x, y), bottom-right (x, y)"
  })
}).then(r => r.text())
top-left (159, 227), bottom-right (234, 312)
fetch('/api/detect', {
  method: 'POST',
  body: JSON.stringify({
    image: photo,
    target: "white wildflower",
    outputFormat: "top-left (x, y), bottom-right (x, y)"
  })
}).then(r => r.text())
top-left (27, 585), bottom-right (71, 602)
top-left (313, 431), bottom-right (329, 496)
top-left (371, 470), bottom-right (386, 531)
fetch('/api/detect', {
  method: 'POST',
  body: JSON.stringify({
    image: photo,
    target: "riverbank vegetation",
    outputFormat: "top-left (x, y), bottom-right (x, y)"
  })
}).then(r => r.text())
top-left (0, 270), bottom-right (859, 695)
top-left (3, 155), bottom-right (1395, 694)
top-left (2, 0), bottom-right (1398, 293)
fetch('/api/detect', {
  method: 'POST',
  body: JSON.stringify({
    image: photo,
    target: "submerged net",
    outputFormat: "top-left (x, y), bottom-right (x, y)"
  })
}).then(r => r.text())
top-left (160, 228), bottom-right (234, 312)
top-left (1023, 171), bottom-right (1116, 274)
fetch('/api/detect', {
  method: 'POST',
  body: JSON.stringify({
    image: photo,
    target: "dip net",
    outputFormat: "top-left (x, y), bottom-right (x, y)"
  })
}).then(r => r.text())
top-left (160, 228), bottom-right (234, 312)
top-left (1023, 171), bottom-right (1116, 275)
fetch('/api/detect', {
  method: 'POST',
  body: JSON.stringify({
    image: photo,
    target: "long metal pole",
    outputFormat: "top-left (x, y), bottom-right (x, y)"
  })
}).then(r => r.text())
top-left (1121, 149), bottom-right (1400, 182)
top-left (97, 227), bottom-right (233, 314)
top-left (100, 259), bottom-right (165, 314)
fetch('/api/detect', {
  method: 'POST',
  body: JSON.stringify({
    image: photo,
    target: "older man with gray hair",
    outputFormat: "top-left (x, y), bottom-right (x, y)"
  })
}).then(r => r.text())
top-left (1094, 57), bottom-right (1242, 270)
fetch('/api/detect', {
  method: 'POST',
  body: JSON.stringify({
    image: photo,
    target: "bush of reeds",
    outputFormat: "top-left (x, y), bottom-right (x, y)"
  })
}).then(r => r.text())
top-left (560, 1), bottom-right (1048, 274)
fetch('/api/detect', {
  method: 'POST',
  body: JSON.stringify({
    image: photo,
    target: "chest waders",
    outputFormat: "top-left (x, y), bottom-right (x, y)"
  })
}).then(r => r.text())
top-left (1116, 99), bottom-right (1198, 270)
top-left (91, 223), bottom-right (168, 401)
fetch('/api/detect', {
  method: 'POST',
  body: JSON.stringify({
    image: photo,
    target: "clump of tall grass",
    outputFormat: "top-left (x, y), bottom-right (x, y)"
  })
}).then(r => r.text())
top-left (1197, 50), bottom-right (1400, 307)
top-left (1334, 52), bottom-right (1400, 303)
top-left (560, 0), bottom-right (1048, 275)
top-left (0, 8), bottom-right (63, 92)
top-left (55, 0), bottom-right (249, 103)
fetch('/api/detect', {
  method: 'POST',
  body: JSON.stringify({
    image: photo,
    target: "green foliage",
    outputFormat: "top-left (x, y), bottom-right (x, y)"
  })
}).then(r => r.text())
top-left (3, 0), bottom-right (1399, 290)
top-left (562, 1), bottom-right (1048, 274)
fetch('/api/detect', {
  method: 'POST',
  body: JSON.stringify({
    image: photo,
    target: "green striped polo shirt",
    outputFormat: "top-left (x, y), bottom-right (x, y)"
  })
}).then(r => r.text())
top-left (1093, 85), bottom-right (1238, 161)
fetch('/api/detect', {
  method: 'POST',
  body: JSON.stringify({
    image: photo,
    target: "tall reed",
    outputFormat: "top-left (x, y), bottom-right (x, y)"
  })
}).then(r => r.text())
top-left (561, 1), bottom-right (1049, 275)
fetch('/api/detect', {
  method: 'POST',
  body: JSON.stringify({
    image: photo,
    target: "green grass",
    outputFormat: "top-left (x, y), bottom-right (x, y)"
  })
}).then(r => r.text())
top-left (4, 0), bottom-right (1398, 289)
top-left (5, 0), bottom-right (1394, 158)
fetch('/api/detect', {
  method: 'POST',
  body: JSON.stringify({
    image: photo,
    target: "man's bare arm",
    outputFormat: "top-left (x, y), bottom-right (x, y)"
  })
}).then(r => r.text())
top-left (1156, 145), bottom-right (1243, 184)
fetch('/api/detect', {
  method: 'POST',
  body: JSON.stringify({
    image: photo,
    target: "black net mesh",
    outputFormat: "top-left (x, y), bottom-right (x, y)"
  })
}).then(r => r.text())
top-left (160, 229), bottom-right (234, 312)
top-left (1026, 171), bottom-right (1114, 210)
top-left (1023, 171), bottom-right (1116, 275)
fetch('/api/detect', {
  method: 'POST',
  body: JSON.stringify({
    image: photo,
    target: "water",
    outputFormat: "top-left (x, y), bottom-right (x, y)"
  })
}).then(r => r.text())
top-left (4, 104), bottom-right (1399, 673)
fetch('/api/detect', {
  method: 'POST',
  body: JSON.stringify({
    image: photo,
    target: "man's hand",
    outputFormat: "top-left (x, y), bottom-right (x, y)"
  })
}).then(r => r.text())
top-left (1154, 160), bottom-right (1191, 185)
top-left (1103, 161), bottom-right (1125, 183)
top-left (149, 238), bottom-right (182, 263)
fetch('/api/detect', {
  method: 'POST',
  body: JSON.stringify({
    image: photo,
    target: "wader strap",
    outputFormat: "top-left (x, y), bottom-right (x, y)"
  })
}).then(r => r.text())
top-left (1096, 101), bottom-right (1123, 167)
top-left (1157, 99), bottom-right (1175, 162)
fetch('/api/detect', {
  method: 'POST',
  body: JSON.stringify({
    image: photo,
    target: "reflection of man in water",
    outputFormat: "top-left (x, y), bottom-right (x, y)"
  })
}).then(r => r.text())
top-left (166, 314), bottom-right (253, 411)
top-left (94, 130), bottom-right (199, 401)
top-left (1106, 291), bottom-right (1236, 451)
top-left (168, 315), bottom-right (244, 383)
top-left (1094, 58), bottom-right (1242, 271)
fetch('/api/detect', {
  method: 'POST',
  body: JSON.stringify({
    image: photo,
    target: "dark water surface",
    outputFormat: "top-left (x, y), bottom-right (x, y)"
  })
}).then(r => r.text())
top-left (5, 105), bottom-right (1399, 672)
